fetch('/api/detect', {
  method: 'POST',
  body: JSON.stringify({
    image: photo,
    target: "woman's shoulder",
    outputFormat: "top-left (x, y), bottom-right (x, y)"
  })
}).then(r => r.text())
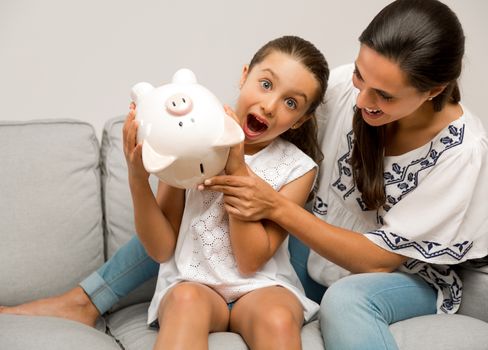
top-left (443, 106), bottom-right (488, 158)
top-left (420, 107), bottom-right (488, 175)
top-left (462, 105), bottom-right (488, 145)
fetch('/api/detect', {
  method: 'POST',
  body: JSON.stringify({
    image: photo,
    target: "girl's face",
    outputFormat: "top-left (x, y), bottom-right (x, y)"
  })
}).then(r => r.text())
top-left (235, 51), bottom-right (318, 154)
top-left (352, 45), bottom-right (440, 127)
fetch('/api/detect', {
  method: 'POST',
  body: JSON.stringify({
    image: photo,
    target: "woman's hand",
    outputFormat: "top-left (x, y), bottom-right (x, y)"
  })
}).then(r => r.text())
top-left (201, 173), bottom-right (279, 221)
top-left (122, 103), bottom-right (149, 182)
top-left (223, 105), bottom-right (248, 176)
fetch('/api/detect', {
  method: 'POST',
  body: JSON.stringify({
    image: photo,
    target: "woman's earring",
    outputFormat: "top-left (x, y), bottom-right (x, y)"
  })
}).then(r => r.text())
top-left (428, 96), bottom-right (434, 101)
top-left (291, 123), bottom-right (299, 130)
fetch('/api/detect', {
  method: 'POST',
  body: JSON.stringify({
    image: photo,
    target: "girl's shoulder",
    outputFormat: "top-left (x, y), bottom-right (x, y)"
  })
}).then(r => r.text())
top-left (246, 138), bottom-right (317, 190)
top-left (251, 138), bottom-right (315, 166)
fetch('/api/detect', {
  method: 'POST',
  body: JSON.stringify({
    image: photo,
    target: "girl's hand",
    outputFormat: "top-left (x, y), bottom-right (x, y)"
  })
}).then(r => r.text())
top-left (122, 103), bottom-right (149, 181)
top-left (201, 173), bottom-right (278, 221)
top-left (223, 105), bottom-right (248, 176)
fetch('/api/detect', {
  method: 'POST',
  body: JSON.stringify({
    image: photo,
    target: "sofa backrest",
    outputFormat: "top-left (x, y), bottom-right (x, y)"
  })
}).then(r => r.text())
top-left (0, 120), bottom-right (104, 305)
top-left (100, 116), bottom-right (159, 309)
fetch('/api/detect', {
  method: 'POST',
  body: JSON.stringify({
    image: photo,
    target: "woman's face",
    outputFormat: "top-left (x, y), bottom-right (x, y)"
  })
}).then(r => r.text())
top-left (352, 44), bottom-right (432, 127)
top-left (235, 51), bottom-right (318, 154)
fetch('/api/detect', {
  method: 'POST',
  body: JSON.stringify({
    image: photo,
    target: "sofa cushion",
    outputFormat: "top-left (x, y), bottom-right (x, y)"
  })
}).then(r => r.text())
top-left (457, 258), bottom-right (488, 322)
top-left (100, 116), bottom-right (159, 257)
top-left (390, 314), bottom-right (488, 350)
top-left (100, 116), bottom-right (159, 309)
top-left (0, 314), bottom-right (120, 350)
top-left (0, 119), bottom-right (104, 305)
top-left (105, 302), bottom-right (325, 350)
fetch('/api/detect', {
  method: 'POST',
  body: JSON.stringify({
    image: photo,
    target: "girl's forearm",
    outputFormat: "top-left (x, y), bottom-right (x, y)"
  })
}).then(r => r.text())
top-left (129, 179), bottom-right (177, 263)
top-left (270, 194), bottom-right (406, 273)
top-left (229, 217), bottom-right (274, 276)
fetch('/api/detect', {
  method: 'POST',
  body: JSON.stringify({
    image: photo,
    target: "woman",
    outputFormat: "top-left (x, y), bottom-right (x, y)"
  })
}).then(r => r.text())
top-left (203, 0), bottom-right (488, 349)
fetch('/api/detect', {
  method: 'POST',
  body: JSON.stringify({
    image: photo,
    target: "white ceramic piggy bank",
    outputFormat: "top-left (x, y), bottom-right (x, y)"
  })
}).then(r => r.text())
top-left (131, 68), bottom-right (244, 189)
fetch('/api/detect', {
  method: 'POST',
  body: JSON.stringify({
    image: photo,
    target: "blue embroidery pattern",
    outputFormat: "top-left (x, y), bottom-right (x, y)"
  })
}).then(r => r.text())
top-left (403, 260), bottom-right (461, 313)
top-left (366, 230), bottom-right (473, 261)
top-left (332, 124), bottom-right (465, 213)
top-left (313, 196), bottom-right (328, 215)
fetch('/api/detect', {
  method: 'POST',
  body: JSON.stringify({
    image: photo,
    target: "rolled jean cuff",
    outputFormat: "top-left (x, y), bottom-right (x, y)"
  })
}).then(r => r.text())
top-left (79, 272), bottom-right (119, 315)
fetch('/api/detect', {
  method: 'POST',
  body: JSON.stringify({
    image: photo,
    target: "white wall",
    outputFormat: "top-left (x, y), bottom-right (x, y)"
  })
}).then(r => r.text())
top-left (1, 0), bottom-right (486, 140)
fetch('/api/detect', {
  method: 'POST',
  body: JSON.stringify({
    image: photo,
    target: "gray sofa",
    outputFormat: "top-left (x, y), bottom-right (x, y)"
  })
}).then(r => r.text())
top-left (1, 116), bottom-right (487, 350)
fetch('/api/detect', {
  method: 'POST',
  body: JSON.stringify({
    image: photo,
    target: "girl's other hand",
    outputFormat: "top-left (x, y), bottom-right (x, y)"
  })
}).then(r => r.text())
top-left (223, 105), bottom-right (247, 176)
top-left (122, 105), bottom-right (149, 181)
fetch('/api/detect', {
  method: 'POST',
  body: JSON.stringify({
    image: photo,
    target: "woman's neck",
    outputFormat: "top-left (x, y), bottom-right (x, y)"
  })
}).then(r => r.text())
top-left (385, 102), bottom-right (463, 156)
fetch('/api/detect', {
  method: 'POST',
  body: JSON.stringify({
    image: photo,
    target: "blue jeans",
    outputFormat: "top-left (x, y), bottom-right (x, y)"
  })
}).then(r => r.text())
top-left (79, 235), bottom-right (159, 314)
top-left (320, 272), bottom-right (437, 350)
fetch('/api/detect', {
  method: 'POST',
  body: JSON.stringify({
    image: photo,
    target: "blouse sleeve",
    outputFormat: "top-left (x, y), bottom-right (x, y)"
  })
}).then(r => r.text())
top-left (364, 135), bottom-right (488, 264)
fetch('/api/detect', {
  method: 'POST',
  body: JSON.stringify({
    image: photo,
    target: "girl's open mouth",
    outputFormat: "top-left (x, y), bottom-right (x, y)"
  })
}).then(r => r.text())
top-left (243, 114), bottom-right (268, 138)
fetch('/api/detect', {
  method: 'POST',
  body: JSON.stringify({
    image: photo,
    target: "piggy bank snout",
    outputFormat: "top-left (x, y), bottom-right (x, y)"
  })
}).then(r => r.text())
top-left (165, 93), bottom-right (193, 116)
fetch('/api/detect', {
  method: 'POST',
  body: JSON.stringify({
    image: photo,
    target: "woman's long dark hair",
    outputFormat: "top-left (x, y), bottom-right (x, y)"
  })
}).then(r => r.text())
top-left (351, 0), bottom-right (465, 210)
top-left (248, 35), bottom-right (329, 165)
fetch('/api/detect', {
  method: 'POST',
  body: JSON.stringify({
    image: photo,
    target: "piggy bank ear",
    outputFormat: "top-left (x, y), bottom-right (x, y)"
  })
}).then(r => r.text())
top-left (142, 140), bottom-right (176, 173)
top-left (172, 68), bottom-right (197, 84)
top-left (131, 82), bottom-right (154, 104)
top-left (213, 114), bottom-right (245, 148)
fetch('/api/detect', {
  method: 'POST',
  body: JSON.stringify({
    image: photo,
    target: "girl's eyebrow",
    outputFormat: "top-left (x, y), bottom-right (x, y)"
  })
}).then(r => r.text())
top-left (354, 63), bottom-right (395, 99)
top-left (261, 68), bottom-right (309, 103)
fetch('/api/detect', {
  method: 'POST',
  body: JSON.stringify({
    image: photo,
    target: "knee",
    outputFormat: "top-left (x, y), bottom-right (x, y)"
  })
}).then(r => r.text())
top-left (257, 305), bottom-right (301, 337)
top-left (163, 282), bottom-right (204, 310)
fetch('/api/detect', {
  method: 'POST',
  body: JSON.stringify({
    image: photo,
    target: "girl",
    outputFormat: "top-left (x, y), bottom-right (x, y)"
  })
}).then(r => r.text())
top-left (129, 35), bottom-right (328, 350)
top-left (203, 1), bottom-right (488, 349)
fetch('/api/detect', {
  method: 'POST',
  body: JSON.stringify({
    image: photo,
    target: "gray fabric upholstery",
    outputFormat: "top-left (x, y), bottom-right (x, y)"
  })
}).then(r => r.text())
top-left (0, 314), bottom-right (120, 350)
top-left (101, 116), bottom-right (159, 259)
top-left (457, 262), bottom-right (488, 322)
top-left (390, 314), bottom-right (488, 350)
top-left (100, 116), bottom-right (158, 311)
top-left (0, 120), bottom-right (104, 305)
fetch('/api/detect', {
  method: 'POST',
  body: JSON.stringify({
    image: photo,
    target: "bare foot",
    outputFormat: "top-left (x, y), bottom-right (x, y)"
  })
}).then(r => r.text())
top-left (0, 286), bottom-right (100, 327)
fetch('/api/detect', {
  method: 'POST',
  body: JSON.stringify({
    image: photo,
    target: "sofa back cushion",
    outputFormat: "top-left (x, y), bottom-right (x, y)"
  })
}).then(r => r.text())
top-left (101, 116), bottom-right (159, 308)
top-left (0, 119), bottom-right (104, 305)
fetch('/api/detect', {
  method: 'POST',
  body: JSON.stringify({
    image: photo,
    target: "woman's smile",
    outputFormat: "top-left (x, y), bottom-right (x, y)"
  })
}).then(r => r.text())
top-left (361, 106), bottom-right (385, 120)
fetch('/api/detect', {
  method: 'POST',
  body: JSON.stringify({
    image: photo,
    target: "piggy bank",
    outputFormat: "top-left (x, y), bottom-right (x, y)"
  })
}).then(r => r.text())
top-left (131, 68), bottom-right (244, 189)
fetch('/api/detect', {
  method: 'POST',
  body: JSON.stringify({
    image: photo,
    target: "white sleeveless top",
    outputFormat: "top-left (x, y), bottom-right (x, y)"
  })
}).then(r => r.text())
top-left (148, 137), bottom-right (320, 323)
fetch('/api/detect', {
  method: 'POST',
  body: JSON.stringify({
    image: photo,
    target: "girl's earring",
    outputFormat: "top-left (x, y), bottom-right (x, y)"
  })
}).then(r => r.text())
top-left (291, 123), bottom-right (299, 130)
top-left (428, 96), bottom-right (434, 101)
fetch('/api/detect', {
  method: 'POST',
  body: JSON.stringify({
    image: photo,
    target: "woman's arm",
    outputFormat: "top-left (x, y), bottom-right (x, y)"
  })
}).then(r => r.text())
top-left (204, 174), bottom-right (407, 273)
top-left (124, 108), bottom-right (185, 263)
top-left (227, 167), bottom-right (316, 276)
